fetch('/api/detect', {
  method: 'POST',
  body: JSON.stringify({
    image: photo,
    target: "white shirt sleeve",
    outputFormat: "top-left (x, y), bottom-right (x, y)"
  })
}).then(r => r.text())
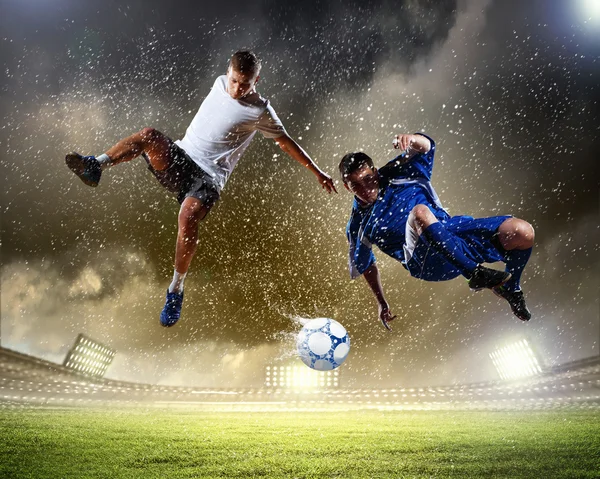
top-left (255, 103), bottom-right (287, 139)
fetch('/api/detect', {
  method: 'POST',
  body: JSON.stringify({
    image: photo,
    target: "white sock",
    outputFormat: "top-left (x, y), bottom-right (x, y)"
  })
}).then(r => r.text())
top-left (168, 270), bottom-right (187, 294)
top-left (96, 153), bottom-right (113, 170)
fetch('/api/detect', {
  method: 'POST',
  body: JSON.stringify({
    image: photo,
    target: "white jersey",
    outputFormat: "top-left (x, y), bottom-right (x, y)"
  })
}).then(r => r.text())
top-left (174, 75), bottom-right (286, 191)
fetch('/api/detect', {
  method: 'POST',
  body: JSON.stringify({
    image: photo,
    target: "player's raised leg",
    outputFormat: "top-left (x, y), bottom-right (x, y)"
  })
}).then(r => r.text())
top-left (160, 197), bottom-right (211, 327)
top-left (492, 217), bottom-right (535, 321)
top-left (408, 204), bottom-right (511, 289)
top-left (65, 127), bottom-right (172, 187)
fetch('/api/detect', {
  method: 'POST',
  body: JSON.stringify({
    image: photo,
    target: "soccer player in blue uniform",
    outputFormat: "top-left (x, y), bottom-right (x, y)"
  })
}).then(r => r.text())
top-left (340, 132), bottom-right (534, 331)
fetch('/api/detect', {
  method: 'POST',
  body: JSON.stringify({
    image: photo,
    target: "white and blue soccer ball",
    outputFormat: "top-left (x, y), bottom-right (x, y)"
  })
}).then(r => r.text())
top-left (297, 318), bottom-right (351, 371)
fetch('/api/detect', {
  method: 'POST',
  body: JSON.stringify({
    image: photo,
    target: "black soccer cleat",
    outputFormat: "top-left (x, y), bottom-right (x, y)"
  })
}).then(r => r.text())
top-left (468, 264), bottom-right (511, 291)
top-left (493, 286), bottom-right (532, 321)
top-left (65, 152), bottom-right (102, 187)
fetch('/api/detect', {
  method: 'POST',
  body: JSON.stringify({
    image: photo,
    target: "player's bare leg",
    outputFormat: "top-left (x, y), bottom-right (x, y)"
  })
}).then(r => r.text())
top-left (65, 127), bottom-right (172, 186)
top-left (105, 127), bottom-right (172, 170)
top-left (175, 197), bottom-right (210, 275)
top-left (160, 197), bottom-right (211, 327)
top-left (408, 205), bottom-right (511, 290)
top-left (493, 218), bottom-right (535, 321)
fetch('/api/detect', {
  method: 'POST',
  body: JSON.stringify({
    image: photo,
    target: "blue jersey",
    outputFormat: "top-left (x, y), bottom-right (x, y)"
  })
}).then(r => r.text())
top-left (346, 133), bottom-right (450, 279)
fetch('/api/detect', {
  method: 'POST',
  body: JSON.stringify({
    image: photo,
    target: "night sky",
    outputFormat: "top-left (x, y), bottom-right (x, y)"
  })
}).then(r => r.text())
top-left (1, 0), bottom-right (598, 388)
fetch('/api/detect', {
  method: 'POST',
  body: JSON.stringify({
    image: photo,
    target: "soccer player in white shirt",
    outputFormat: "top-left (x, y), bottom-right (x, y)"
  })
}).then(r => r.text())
top-left (66, 50), bottom-right (337, 327)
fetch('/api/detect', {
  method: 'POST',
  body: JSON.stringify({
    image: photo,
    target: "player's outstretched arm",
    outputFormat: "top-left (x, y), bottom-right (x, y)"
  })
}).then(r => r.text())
top-left (274, 134), bottom-right (337, 193)
top-left (363, 263), bottom-right (396, 331)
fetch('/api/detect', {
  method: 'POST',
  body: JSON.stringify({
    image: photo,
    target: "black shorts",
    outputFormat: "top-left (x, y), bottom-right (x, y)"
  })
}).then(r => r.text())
top-left (143, 141), bottom-right (220, 206)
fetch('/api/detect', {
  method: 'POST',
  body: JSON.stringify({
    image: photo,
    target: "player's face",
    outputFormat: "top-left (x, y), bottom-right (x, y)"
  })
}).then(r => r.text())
top-left (344, 165), bottom-right (379, 205)
top-left (226, 67), bottom-right (259, 99)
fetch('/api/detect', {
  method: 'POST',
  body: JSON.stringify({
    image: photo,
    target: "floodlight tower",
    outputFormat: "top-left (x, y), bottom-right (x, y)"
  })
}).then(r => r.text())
top-left (489, 338), bottom-right (543, 381)
top-left (265, 364), bottom-right (340, 390)
top-left (63, 334), bottom-right (115, 378)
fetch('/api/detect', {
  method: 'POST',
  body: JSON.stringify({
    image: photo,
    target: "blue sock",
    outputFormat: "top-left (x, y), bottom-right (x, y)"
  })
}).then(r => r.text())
top-left (422, 222), bottom-right (478, 278)
top-left (502, 247), bottom-right (532, 292)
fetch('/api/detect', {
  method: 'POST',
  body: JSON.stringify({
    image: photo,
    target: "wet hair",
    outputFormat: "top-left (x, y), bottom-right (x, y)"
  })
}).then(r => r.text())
top-left (229, 50), bottom-right (261, 75)
top-left (338, 152), bottom-right (374, 183)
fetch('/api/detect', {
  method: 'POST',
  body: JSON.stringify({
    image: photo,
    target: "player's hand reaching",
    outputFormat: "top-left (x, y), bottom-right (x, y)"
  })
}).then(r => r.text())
top-left (393, 133), bottom-right (431, 155)
top-left (393, 134), bottom-right (414, 152)
top-left (378, 304), bottom-right (397, 332)
top-left (316, 171), bottom-right (338, 194)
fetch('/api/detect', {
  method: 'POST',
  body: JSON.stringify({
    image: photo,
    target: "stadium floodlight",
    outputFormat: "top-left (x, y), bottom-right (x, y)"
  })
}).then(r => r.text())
top-left (63, 334), bottom-right (115, 378)
top-left (265, 365), bottom-right (340, 390)
top-left (490, 339), bottom-right (543, 381)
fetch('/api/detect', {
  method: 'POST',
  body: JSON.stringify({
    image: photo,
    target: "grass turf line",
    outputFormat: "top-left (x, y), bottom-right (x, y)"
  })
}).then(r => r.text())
top-left (1, 408), bottom-right (599, 478)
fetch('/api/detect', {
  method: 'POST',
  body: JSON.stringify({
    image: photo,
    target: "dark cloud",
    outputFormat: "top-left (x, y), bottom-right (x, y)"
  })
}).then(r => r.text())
top-left (1, 0), bottom-right (598, 387)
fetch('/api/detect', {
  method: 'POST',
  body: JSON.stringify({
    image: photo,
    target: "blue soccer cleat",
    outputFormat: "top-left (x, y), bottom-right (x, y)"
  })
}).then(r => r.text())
top-left (160, 290), bottom-right (184, 327)
top-left (65, 152), bottom-right (102, 187)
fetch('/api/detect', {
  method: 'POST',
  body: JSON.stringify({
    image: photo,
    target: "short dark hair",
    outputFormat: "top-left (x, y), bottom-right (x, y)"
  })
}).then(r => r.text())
top-left (339, 152), bottom-right (374, 183)
top-left (230, 50), bottom-right (261, 75)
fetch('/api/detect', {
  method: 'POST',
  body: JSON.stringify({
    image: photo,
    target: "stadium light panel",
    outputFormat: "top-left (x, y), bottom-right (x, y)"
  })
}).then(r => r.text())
top-left (63, 334), bottom-right (115, 379)
top-left (490, 339), bottom-right (543, 380)
top-left (265, 365), bottom-right (341, 390)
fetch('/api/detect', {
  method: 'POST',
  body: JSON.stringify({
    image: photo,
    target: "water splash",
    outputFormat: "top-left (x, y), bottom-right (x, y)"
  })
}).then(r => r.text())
top-left (289, 315), bottom-right (312, 326)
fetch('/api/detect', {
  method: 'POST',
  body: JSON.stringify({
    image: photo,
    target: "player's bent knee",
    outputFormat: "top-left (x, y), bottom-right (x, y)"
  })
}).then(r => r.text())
top-left (519, 220), bottom-right (535, 247)
top-left (410, 204), bottom-right (435, 227)
top-left (139, 127), bottom-right (165, 143)
top-left (140, 126), bottom-right (156, 137)
top-left (501, 218), bottom-right (535, 249)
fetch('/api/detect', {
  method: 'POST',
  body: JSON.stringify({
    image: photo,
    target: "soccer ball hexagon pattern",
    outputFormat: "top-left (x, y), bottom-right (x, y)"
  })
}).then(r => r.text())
top-left (297, 318), bottom-right (351, 371)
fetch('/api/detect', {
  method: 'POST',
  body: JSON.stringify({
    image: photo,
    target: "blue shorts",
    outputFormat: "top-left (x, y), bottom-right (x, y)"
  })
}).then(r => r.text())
top-left (404, 215), bottom-right (511, 281)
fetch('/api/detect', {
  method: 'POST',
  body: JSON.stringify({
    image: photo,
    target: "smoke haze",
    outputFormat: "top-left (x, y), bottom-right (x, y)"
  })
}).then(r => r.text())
top-left (1, 0), bottom-right (598, 387)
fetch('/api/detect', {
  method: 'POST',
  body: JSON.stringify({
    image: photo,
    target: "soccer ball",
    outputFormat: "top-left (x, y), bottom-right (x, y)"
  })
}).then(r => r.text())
top-left (297, 318), bottom-right (351, 371)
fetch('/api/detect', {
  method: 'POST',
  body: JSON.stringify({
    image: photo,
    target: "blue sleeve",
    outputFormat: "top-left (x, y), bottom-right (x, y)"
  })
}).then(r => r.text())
top-left (346, 209), bottom-right (375, 280)
top-left (414, 132), bottom-right (436, 178)
top-left (380, 132), bottom-right (436, 180)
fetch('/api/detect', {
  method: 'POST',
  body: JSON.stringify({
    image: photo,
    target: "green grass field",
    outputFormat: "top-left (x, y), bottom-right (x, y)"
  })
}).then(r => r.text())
top-left (1, 407), bottom-right (599, 478)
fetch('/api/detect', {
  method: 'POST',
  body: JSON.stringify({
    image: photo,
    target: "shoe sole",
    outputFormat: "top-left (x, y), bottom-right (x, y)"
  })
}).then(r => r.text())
top-left (160, 318), bottom-right (180, 327)
top-left (65, 153), bottom-right (99, 187)
top-left (469, 272), bottom-right (511, 292)
top-left (492, 288), bottom-right (531, 321)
